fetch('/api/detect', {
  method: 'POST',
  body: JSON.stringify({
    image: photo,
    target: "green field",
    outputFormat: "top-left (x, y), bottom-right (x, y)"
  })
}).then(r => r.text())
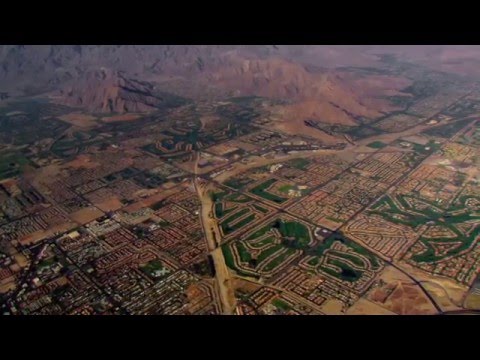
top-left (272, 298), bottom-right (292, 311)
top-left (222, 245), bottom-right (236, 270)
top-left (288, 158), bottom-right (311, 170)
top-left (278, 184), bottom-right (294, 193)
top-left (221, 208), bottom-right (249, 225)
top-left (236, 242), bottom-right (252, 263)
top-left (222, 244), bottom-right (258, 278)
top-left (0, 151), bottom-right (31, 180)
top-left (215, 202), bottom-right (237, 219)
top-left (263, 248), bottom-right (297, 272)
top-left (224, 193), bottom-right (252, 203)
top-left (257, 244), bottom-right (284, 263)
top-left (224, 177), bottom-right (254, 190)
top-left (247, 224), bottom-right (272, 240)
top-left (140, 259), bottom-right (171, 278)
top-left (253, 204), bottom-right (269, 214)
top-left (249, 179), bottom-right (287, 204)
top-left (210, 190), bottom-right (229, 202)
top-left (248, 236), bottom-right (276, 249)
top-left (325, 259), bottom-right (361, 282)
top-left (367, 141), bottom-right (387, 149)
top-left (276, 220), bottom-right (311, 249)
top-left (221, 207), bottom-right (257, 235)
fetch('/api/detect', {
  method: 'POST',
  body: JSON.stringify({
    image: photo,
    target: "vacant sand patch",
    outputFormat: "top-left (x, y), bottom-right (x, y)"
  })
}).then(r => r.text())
top-left (95, 198), bottom-right (124, 212)
top-left (69, 207), bottom-right (104, 225)
top-left (347, 298), bottom-right (396, 315)
top-left (19, 222), bottom-right (76, 246)
top-left (13, 252), bottom-right (29, 267)
top-left (320, 299), bottom-right (344, 314)
top-left (464, 293), bottom-right (480, 310)
top-left (59, 112), bottom-right (98, 128)
top-left (233, 278), bottom-right (262, 293)
top-left (398, 262), bottom-right (468, 306)
top-left (0, 281), bottom-right (16, 294)
top-left (122, 185), bottom-right (184, 213)
top-left (368, 266), bottom-right (439, 315)
top-left (64, 154), bottom-right (99, 169)
top-left (422, 281), bottom-right (463, 312)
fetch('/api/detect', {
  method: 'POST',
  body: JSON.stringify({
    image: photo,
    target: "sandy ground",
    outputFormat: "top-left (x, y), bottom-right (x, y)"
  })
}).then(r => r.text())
top-left (397, 261), bottom-right (468, 308)
top-left (464, 292), bottom-right (480, 310)
top-left (59, 113), bottom-right (98, 128)
top-left (367, 266), bottom-right (439, 315)
top-left (19, 222), bottom-right (76, 246)
top-left (0, 280), bottom-right (16, 294)
top-left (346, 298), bottom-right (397, 315)
top-left (64, 154), bottom-right (99, 169)
top-left (69, 207), bottom-right (105, 225)
top-left (211, 248), bottom-right (237, 314)
top-left (24, 163), bottom-right (63, 187)
top-left (195, 157), bottom-right (236, 314)
top-left (319, 299), bottom-right (345, 315)
top-left (101, 113), bottom-right (143, 122)
top-left (122, 185), bottom-right (185, 213)
top-left (13, 252), bottom-right (29, 267)
top-left (233, 278), bottom-right (262, 293)
top-left (176, 158), bottom-right (227, 175)
top-left (94, 198), bottom-right (125, 213)
top-left (421, 281), bottom-right (464, 312)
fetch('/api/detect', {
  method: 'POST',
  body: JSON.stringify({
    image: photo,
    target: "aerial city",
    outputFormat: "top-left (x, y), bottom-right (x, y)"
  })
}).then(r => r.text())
top-left (0, 45), bottom-right (479, 315)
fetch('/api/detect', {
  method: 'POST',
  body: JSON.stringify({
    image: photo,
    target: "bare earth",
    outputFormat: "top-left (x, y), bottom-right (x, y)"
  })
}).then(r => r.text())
top-left (101, 113), bottom-right (143, 122)
top-left (59, 112), bottom-right (98, 128)
top-left (346, 298), bottom-right (397, 315)
top-left (69, 207), bottom-right (105, 225)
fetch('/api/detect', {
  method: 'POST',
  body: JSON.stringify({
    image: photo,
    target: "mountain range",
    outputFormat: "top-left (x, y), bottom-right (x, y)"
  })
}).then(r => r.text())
top-left (1, 45), bottom-right (479, 122)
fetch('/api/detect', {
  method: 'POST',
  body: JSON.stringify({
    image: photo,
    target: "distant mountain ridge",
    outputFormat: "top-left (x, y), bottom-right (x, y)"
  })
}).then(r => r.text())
top-left (57, 69), bottom-right (187, 113)
top-left (1, 45), bottom-right (479, 121)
